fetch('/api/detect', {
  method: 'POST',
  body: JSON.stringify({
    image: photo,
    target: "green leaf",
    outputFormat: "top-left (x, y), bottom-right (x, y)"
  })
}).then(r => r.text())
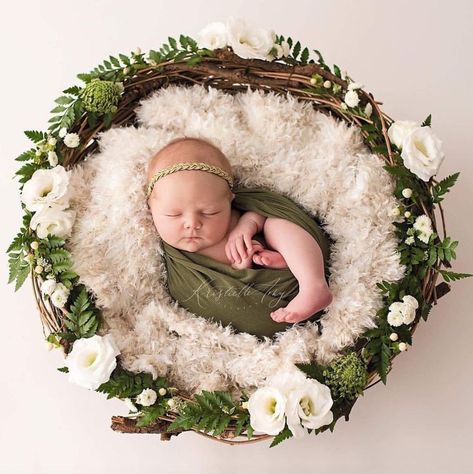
top-left (295, 362), bottom-right (326, 383)
top-left (432, 172), bottom-right (459, 203)
top-left (54, 95), bottom-right (75, 105)
top-left (292, 41), bottom-right (301, 60)
top-left (379, 341), bottom-right (391, 384)
top-left (168, 36), bottom-right (177, 49)
top-left (300, 47), bottom-right (309, 64)
top-left (270, 426), bottom-right (293, 447)
top-left (136, 403), bottom-right (167, 427)
top-left (24, 130), bottom-right (46, 143)
top-left (438, 270), bottom-right (473, 282)
top-left (421, 114), bottom-right (432, 127)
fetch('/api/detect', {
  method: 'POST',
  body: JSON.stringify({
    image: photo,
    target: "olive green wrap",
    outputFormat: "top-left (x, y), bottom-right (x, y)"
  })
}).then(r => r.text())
top-left (161, 186), bottom-right (332, 340)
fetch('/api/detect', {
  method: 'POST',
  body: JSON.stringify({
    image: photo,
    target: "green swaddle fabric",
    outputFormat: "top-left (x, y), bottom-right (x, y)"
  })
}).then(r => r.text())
top-left (161, 186), bottom-right (333, 340)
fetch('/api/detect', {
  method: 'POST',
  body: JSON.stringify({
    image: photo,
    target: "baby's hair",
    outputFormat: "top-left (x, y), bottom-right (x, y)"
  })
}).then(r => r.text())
top-left (156, 136), bottom-right (232, 173)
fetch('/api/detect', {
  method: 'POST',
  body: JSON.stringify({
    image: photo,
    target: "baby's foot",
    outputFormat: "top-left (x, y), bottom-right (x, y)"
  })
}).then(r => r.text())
top-left (252, 249), bottom-right (288, 269)
top-left (270, 287), bottom-right (331, 323)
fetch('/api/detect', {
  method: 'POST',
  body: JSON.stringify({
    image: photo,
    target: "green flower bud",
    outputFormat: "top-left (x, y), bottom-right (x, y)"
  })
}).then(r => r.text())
top-left (80, 79), bottom-right (122, 115)
top-left (323, 352), bottom-right (369, 401)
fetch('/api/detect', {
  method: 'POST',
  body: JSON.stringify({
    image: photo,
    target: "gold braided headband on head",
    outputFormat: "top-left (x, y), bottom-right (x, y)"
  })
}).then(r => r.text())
top-left (146, 162), bottom-right (234, 199)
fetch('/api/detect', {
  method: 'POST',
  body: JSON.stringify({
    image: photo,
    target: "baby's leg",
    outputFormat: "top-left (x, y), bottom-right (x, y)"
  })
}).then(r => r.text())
top-left (262, 217), bottom-right (333, 323)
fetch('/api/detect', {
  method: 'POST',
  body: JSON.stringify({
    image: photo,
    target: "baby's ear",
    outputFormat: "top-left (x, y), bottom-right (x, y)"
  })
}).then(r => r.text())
top-left (231, 192), bottom-right (235, 201)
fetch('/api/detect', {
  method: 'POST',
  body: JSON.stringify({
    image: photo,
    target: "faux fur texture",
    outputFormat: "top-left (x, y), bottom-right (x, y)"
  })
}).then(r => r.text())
top-left (66, 84), bottom-right (405, 397)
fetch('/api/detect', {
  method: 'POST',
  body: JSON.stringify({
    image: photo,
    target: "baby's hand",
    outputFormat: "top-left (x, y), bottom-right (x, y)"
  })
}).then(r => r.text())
top-left (225, 220), bottom-right (258, 265)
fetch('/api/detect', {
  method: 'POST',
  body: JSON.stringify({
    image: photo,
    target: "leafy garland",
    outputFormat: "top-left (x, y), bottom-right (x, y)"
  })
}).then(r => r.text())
top-left (7, 28), bottom-right (471, 447)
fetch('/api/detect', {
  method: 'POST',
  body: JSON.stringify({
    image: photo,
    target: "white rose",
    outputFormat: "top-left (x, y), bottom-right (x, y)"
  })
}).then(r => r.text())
top-left (387, 302), bottom-right (405, 327)
top-left (40, 278), bottom-right (57, 296)
top-left (21, 165), bottom-right (71, 212)
top-left (63, 133), bottom-right (80, 148)
top-left (344, 89), bottom-right (360, 108)
top-left (226, 17), bottom-right (276, 61)
top-left (248, 386), bottom-right (287, 435)
top-left (50, 283), bottom-right (70, 308)
top-left (285, 379), bottom-right (334, 438)
top-left (196, 21), bottom-right (228, 49)
top-left (136, 388), bottom-right (158, 407)
top-left (47, 151), bottom-right (58, 167)
top-left (387, 120), bottom-right (419, 149)
top-left (401, 127), bottom-right (445, 182)
top-left (65, 334), bottom-right (120, 390)
top-left (30, 204), bottom-right (76, 239)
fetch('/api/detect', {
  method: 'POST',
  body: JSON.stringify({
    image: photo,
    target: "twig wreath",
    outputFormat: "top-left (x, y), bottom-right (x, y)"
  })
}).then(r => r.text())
top-left (7, 17), bottom-right (472, 447)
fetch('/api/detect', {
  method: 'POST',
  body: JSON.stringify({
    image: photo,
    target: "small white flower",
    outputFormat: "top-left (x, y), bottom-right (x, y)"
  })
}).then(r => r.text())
top-left (401, 126), bottom-right (445, 181)
top-left (63, 133), bottom-right (80, 148)
top-left (30, 241), bottom-right (39, 250)
top-left (402, 295), bottom-right (419, 310)
top-left (34, 265), bottom-right (44, 274)
top-left (387, 120), bottom-right (419, 149)
top-left (347, 82), bottom-right (363, 90)
top-left (323, 80), bottom-right (331, 88)
top-left (389, 206), bottom-right (401, 216)
top-left (58, 127), bottom-right (68, 138)
top-left (123, 398), bottom-right (138, 412)
top-left (47, 136), bottom-right (57, 146)
top-left (413, 214), bottom-right (432, 232)
top-left (404, 211), bottom-right (412, 218)
top-left (133, 47), bottom-right (141, 55)
top-left (48, 151), bottom-right (58, 167)
top-left (405, 236), bottom-right (415, 245)
top-left (50, 283), bottom-right (70, 308)
top-left (402, 188), bottom-right (413, 198)
top-left (344, 89), bottom-right (360, 108)
top-left (158, 387), bottom-right (167, 396)
top-left (40, 279), bottom-right (57, 296)
top-left (167, 398), bottom-right (176, 410)
top-left (389, 333), bottom-right (399, 341)
top-left (387, 302), bottom-right (405, 327)
top-left (123, 67), bottom-right (130, 75)
top-left (241, 401), bottom-right (249, 410)
top-left (21, 165), bottom-right (71, 212)
top-left (273, 42), bottom-right (291, 59)
top-left (136, 388), bottom-right (158, 407)
top-left (398, 342), bottom-right (408, 352)
top-left (417, 231), bottom-right (431, 244)
top-left (196, 21), bottom-right (228, 49)
top-left (364, 102), bottom-right (373, 117)
top-left (65, 334), bottom-right (120, 390)
top-left (30, 204), bottom-right (76, 239)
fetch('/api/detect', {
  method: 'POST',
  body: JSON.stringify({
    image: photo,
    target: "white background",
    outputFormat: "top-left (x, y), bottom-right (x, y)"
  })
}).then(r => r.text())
top-left (1, 1), bottom-right (472, 473)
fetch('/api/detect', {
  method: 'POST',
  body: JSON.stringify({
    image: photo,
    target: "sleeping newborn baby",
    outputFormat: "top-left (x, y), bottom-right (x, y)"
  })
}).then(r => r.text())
top-left (146, 136), bottom-right (332, 324)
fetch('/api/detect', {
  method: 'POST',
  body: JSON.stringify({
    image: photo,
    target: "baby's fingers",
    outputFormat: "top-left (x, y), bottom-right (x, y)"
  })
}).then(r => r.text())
top-left (235, 237), bottom-right (248, 260)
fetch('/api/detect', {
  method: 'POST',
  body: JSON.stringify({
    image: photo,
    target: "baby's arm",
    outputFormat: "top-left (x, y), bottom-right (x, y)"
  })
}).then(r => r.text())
top-left (225, 212), bottom-right (267, 267)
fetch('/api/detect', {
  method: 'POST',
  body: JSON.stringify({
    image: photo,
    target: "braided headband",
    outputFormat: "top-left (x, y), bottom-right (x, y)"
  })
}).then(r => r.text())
top-left (146, 162), bottom-right (234, 199)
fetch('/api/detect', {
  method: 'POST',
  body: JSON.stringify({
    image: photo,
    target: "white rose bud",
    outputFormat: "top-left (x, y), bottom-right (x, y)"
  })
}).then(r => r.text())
top-left (47, 137), bottom-right (57, 146)
top-left (34, 265), bottom-right (44, 274)
top-left (58, 127), bottom-right (68, 138)
top-left (167, 398), bottom-right (176, 410)
top-left (364, 102), bottom-right (373, 117)
top-left (389, 333), bottom-right (399, 341)
top-left (398, 342), bottom-right (407, 352)
top-left (402, 188), bottom-right (413, 198)
top-left (310, 77), bottom-right (318, 85)
top-left (123, 67), bottom-right (130, 74)
top-left (344, 89), bottom-right (360, 108)
top-left (134, 47), bottom-right (141, 55)
top-left (158, 388), bottom-right (167, 396)
top-left (323, 80), bottom-right (331, 88)
top-left (48, 151), bottom-right (58, 167)
top-left (390, 207), bottom-right (401, 216)
top-left (404, 211), bottom-right (411, 218)
top-left (30, 241), bottom-right (39, 250)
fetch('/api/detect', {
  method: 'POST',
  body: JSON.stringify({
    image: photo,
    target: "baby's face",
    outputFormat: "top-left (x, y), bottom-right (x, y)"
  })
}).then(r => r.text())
top-left (148, 170), bottom-right (235, 252)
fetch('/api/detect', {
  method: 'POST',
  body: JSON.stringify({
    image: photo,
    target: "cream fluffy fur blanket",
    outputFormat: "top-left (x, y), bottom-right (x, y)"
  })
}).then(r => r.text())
top-left (66, 84), bottom-right (405, 397)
